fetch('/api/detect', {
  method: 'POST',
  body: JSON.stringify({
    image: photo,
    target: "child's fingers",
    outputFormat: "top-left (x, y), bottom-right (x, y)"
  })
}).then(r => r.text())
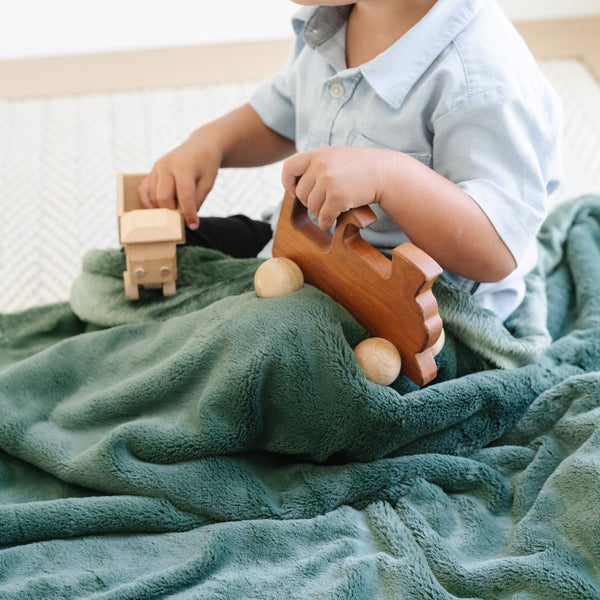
top-left (154, 173), bottom-right (177, 210)
top-left (137, 175), bottom-right (153, 208)
top-left (305, 180), bottom-right (326, 222)
top-left (174, 175), bottom-right (200, 230)
top-left (281, 152), bottom-right (312, 197)
top-left (294, 169), bottom-right (318, 208)
top-left (316, 197), bottom-right (339, 231)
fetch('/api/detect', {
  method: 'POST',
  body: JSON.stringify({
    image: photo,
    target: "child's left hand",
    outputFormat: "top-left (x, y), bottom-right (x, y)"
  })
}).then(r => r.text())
top-left (282, 146), bottom-right (386, 230)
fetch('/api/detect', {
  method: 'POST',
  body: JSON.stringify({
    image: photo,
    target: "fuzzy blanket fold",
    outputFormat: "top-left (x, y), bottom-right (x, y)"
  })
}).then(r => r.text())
top-left (1, 195), bottom-right (600, 599)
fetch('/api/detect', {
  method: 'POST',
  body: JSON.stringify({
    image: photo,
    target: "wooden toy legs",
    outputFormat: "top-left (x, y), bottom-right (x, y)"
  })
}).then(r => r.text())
top-left (123, 271), bottom-right (140, 301)
top-left (122, 271), bottom-right (177, 301)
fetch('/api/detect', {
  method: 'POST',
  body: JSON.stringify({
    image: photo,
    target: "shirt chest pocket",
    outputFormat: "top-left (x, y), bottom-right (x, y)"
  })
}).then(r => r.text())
top-left (345, 131), bottom-right (432, 168)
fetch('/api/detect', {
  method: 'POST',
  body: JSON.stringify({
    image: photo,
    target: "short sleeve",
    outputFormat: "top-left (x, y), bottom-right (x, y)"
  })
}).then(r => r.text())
top-left (249, 73), bottom-right (296, 142)
top-left (431, 85), bottom-right (562, 267)
top-left (248, 35), bottom-right (307, 142)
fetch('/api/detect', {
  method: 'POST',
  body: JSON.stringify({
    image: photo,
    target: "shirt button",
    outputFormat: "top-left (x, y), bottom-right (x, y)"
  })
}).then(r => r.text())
top-left (329, 83), bottom-right (345, 98)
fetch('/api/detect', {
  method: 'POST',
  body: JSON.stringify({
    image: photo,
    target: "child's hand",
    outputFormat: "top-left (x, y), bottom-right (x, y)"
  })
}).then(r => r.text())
top-left (138, 104), bottom-right (296, 230)
top-left (138, 135), bottom-right (222, 230)
top-left (281, 147), bottom-right (386, 230)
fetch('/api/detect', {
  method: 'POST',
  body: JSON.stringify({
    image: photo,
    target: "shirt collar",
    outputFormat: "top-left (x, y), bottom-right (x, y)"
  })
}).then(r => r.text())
top-left (292, 0), bottom-right (482, 109)
top-left (292, 6), bottom-right (352, 46)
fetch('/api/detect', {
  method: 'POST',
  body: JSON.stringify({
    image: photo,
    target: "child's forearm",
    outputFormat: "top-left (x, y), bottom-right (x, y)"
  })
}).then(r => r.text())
top-left (139, 104), bottom-right (296, 229)
top-left (194, 104), bottom-right (296, 168)
top-left (282, 146), bottom-right (516, 283)
top-left (378, 151), bottom-right (516, 283)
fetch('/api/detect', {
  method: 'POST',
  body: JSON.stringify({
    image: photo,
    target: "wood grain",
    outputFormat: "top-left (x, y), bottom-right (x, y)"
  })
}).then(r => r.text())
top-left (273, 193), bottom-right (443, 386)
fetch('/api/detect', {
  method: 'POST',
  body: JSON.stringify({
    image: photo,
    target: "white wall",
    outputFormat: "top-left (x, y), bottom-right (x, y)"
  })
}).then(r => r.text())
top-left (0, 0), bottom-right (297, 60)
top-left (1, 0), bottom-right (599, 61)
top-left (498, 0), bottom-right (600, 22)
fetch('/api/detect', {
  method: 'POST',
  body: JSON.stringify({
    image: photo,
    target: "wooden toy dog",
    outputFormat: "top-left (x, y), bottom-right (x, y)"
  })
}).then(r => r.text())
top-left (117, 174), bottom-right (185, 300)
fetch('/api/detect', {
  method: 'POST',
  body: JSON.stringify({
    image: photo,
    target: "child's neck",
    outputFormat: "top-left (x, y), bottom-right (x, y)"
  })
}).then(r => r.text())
top-left (345, 0), bottom-right (437, 68)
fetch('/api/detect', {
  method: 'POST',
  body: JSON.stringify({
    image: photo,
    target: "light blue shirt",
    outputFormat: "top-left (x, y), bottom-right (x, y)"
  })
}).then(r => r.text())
top-left (250, 0), bottom-right (562, 321)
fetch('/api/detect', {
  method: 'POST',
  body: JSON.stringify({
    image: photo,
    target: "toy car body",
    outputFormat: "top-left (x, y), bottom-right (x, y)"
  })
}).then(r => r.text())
top-left (117, 174), bottom-right (185, 300)
top-left (272, 193), bottom-right (443, 386)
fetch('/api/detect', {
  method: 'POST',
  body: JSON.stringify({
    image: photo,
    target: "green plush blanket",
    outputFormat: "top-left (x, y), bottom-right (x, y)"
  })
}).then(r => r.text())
top-left (1, 196), bottom-right (600, 599)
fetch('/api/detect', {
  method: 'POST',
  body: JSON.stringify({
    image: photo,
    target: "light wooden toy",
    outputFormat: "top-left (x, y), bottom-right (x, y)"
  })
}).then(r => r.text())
top-left (254, 257), bottom-right (304, 298)
top-left (354, 338), bottom-right (402, 386)
top-left (271, 193), bottom-right (444, 386)
top-left (117, 173), bottom-right (185, 300)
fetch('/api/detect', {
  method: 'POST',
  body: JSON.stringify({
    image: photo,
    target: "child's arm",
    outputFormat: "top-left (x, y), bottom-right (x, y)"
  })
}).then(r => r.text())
top-left (281, 146), bottom-right (516, 283)
top-left (139, 104), bottom-right (296, 229)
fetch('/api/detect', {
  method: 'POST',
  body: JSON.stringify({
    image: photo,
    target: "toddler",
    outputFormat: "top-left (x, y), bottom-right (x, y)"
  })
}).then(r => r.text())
top-left (139, 0), bottom-right (562, 321)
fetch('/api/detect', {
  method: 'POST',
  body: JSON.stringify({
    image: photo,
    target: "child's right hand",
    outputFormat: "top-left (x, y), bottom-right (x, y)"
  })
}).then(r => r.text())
top-left (138, 104), bottom-right (296, 230)
top-left (138, 133), bottom-right (222, 230)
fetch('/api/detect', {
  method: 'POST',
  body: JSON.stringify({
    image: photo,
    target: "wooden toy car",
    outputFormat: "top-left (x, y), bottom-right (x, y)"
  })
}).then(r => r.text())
top-left (269, 193), bottom-right (444, 386)
top-left (117, 173), bottom-right (185, 300)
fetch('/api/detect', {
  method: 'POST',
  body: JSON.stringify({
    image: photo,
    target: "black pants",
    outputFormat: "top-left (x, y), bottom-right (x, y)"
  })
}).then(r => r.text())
top-left (185, 215), bottom-right (273, 259)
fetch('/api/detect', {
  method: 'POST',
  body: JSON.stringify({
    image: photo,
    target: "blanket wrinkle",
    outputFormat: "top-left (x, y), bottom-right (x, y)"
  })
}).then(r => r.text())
top-left (1, 195), bottom-right (600, 598)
